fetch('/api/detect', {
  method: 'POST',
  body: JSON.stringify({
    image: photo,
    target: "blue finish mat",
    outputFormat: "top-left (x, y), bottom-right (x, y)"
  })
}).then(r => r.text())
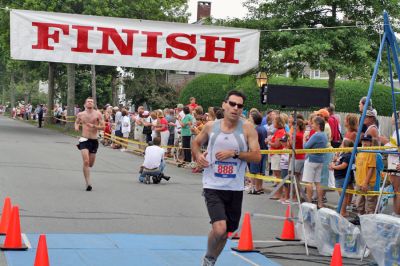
top-left (3, 234), bottom-right (280, 266)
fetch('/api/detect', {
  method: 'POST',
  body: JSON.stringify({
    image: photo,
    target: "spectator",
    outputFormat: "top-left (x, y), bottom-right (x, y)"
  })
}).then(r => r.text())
top-left (359, 96), bottom-right (378, 134)
top-left (248, 111), bottom-right (267, 195)
top-left (150, 111), bottom-right (158, 142)
top-left (187, 97), bottom-right (198, 111)
top-left (207, 107), bottom-right (216, 121)
top-left (279, 135), bottom-right (290, 203)
top-left (355, 135), bottom-right (377, 214)
top-left (316, 108), bottom-right (334, 202)
top-left (165, 108), bottom-right (176, 157)
top-left (155, 110), bottom-right (169, 150)
top-left (261, 109), bottom-right (273, 127)
top-left (267, 114), bottom-right (286, 200)
top-left (214, 107), bottom-right (224, 120)
top-left (387, 112), bottom-right (400, 216)
top-left (304, 113), bottom-right (316, 143)
top-left (142, 111), bottom-right (153, 143)
top-left (288, 118), bottom-right (306, 201)
top-left (344, 114), bottom-right (358, 142)
top-left (114, 106), bottom-right (123, 138)
top-left (327, 104), bottom-right (342, 148)
top-left (329, 138), bottom-right (354, 217)
top-left (363, 110), bottom-right (379, 143)
top-left (120, 109), bottom-right (131, 151)
top-left (133, 106), bottom-right (145, 146)
top-left (180, 106), bottom-right (193, 164)
top-left (37, 104), bottom-right (44, 128)
top-left (302, 116), bottom-right (328, 208)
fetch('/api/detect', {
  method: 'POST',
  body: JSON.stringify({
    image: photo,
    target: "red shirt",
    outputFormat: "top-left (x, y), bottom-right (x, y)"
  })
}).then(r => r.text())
top-left (270, 128), bottom-right (286, 150)
top-left (159, 118), bottom-right (168, 132)
top-left (294, 130), bottom-right (305, 160)
top-left (328, 115), bottom-right (341, 141)
top-left (187, 103), bottom-right (198, 110)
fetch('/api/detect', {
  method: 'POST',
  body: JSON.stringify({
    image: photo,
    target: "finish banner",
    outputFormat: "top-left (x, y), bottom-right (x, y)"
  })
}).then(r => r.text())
top-left (10, 9), bottom-right (260, 75)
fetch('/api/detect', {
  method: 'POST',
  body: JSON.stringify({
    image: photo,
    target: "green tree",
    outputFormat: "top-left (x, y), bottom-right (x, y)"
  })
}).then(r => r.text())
top-left (234, 0), bottom-right (400, 103)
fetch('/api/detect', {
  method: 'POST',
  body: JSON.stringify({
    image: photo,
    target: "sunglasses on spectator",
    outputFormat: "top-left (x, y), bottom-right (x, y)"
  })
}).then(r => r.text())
top-left (227, 101), bottom-right (244, 109)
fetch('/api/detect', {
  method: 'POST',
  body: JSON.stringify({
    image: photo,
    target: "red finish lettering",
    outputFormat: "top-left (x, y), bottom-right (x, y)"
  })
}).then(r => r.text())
top-left (141, 31), bottom-right (163, 58)
top-left (96, 27), bottom-right (138, 55)
top-left (199, 36), bottom-right (240, 64)
top-left (32, 22), bottom-right (69, 50)
top-left (166, 33), bottom-right (197, 60)
top-left (71, 25), bottom-right (94, 53)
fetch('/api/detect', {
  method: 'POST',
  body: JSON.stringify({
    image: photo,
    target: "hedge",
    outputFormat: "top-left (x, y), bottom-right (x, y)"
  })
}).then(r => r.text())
top-left (180, 74), bottom-right (400, 116)
top-left (179, 74), bottom-right (233, 109)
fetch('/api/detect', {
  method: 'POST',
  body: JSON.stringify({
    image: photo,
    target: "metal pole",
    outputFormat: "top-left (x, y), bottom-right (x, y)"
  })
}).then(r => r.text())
top-left (290, 110), bottom-right (309, 255)
top-left (336, 31), bottom-right (387, 213)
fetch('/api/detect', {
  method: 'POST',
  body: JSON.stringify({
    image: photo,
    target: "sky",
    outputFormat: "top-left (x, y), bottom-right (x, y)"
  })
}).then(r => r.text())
top-left (187, 0), bottom-right (249, 23)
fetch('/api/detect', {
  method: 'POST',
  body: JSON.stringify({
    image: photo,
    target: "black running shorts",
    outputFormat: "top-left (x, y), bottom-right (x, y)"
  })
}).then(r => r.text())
top-left (77, 139), bottom-right (99, 154)
top-left (203, 188), bottom-right (243, 232)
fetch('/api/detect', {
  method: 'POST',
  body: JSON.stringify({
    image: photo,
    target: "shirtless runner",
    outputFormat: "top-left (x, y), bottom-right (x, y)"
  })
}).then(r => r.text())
top-left (74, 97), bottom-right (104, 191)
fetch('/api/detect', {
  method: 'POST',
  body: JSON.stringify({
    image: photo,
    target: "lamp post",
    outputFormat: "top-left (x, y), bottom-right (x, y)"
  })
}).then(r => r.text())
top-left (256, 71), bottom-right (268, 105)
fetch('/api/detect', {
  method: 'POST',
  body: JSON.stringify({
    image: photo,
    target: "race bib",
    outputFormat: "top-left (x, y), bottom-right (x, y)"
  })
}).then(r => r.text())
top-left (214, 161), bottom-right (238, 178)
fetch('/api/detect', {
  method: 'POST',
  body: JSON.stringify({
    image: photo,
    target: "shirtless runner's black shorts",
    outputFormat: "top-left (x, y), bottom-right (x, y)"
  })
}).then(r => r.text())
top-left (77, 139), bottom-right (99, 154)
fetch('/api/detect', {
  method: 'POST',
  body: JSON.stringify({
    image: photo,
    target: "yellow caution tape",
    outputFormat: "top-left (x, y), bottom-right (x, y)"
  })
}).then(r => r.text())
top-left (245, 172), bottom-right (400, 196)
top-left (260, 145), bottom-right (398, 155)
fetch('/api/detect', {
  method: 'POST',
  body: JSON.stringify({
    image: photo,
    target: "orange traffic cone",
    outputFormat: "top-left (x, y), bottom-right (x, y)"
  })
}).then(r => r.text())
top-left (276, 206), bottom-right (300, 241)
top-left (285, 205), bottom-right (291, 218)
top-left (0, 197), bottom-right (12, 235)
top-left (228, 231), bottom-right (240, 240)
top-left (231, 213), bottom-right (259, 253)
top-left (34, 235), bottom-right (50, 266)
top-left (0, 206), bottom-right (28, 250)
top-left (330, 243), bottom-right (343, 266)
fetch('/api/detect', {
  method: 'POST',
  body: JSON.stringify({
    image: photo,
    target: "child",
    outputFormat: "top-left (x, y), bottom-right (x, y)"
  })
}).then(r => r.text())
top-left (280, 135), bottom-right (290, 204)
top-left (355, 135), bottom-right (377, 214)
top-left (329, 138), bottom-right (354, 217)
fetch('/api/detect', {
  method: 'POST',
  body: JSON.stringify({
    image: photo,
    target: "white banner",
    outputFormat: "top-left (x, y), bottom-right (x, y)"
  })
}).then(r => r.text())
top-left (10, 9), bottom-right (260, 75)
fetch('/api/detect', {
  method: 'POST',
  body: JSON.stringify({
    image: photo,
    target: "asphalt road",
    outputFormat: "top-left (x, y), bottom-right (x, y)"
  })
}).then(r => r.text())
top-left (0, 116), bottom-right (376, 266)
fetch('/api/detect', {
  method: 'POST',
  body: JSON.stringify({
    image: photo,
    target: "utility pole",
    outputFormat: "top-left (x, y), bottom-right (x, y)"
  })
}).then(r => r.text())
top-left (91, 65), bottom-right (97, 107)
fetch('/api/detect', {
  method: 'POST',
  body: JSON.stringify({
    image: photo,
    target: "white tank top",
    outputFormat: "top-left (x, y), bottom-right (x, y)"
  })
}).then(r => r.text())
top-left (203, 119), bottom-right (248, 191)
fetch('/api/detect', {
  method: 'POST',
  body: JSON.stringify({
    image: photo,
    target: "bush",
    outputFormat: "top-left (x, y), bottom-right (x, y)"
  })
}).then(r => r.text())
top-left (181, 74), bottom-right (400, 116)
top-left (179, 74), bottom-right (232, 109)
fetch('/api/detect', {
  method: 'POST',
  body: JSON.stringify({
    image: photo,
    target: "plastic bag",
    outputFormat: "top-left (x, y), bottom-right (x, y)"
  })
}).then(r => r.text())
top-left (360, 214), bottom-right (400, 266)
top-left (295, 203), bottom-right (318, 247)
top-left (315, 208), bottom-right (367, 258)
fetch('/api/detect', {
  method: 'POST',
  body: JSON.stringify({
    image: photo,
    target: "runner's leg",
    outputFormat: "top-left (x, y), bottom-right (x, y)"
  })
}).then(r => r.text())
top-left (206, 220), bottom-right (227, 259)
top-left (81, 149), bottom-right (91, 187)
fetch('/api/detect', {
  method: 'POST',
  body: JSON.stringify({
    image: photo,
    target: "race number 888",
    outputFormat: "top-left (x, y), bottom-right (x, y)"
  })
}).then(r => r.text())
top-left (217, 165), bottom-right (234, 174)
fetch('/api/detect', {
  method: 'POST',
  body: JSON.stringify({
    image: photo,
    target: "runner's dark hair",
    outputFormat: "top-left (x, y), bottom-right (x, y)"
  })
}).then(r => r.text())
top-left (224, 90), bottom-right (246, 102)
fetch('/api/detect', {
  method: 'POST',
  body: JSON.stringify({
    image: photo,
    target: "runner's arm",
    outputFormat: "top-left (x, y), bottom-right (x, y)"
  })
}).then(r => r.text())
top-left (74, 114), bottom-right (82, 131)
top-left (239, 122), bottom-right (261, 163)
top-left (192, 121), bottom-right (212, 167)
top-left (95, 112), bottom-right (105, 129)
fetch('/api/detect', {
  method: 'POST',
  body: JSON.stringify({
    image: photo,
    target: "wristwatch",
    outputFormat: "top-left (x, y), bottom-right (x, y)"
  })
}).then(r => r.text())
top-left (233, 150), bottom-right (240, 159)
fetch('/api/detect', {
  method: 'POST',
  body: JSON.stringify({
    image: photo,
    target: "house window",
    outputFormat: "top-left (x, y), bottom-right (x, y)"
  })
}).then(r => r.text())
top-left (314, 70), bottom-right (320, 78)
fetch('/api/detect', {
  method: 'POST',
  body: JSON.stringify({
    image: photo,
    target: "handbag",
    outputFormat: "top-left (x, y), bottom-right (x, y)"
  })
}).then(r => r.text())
top-left (143, 118), bottom-right (152, 135)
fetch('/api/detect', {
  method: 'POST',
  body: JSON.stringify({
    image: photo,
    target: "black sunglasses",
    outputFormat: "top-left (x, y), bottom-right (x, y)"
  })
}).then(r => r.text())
top-left (227, 101), bottom-right (244, 109)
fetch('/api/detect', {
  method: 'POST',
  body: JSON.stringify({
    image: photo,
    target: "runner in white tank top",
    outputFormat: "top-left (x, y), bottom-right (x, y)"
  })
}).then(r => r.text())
top-left (192, 90), bottom-right (261, 266)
